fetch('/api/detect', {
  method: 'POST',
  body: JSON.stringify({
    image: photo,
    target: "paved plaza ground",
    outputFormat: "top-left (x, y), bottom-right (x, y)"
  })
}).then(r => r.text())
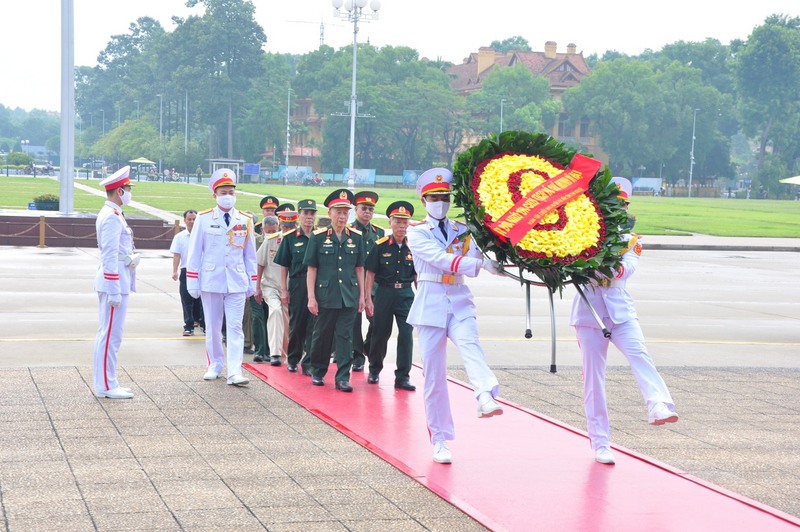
top-left (0, 239), bottom-right (798, 530)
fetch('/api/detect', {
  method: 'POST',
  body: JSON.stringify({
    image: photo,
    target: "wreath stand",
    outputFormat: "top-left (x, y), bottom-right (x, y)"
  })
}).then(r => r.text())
top-left (498, 267), bottom-right (611, 374)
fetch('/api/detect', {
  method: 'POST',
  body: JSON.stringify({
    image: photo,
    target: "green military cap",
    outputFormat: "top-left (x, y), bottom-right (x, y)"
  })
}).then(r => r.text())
top-left (354, 190), bottom-right (379, 206)
top-left (386, 200), bottom-right (414, 218)
top-left (297, 198), bottom-right (317, 211)
top-left (325, 188), bottom-right (355, 208)
top-left (260, 195), bottom-right (279, 209)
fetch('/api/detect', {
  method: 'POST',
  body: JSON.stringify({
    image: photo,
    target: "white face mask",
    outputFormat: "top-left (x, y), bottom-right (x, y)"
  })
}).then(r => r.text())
top-left (216, 194), bottom-right (236, 210)
top-left (425, 200), bottom-right (449, 220)
top-left (120, 189), bottom-right (132, 206)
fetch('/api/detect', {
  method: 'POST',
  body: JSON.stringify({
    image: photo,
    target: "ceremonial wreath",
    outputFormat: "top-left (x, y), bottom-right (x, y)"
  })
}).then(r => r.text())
top-left (451, 131), bottom-right (628, 292)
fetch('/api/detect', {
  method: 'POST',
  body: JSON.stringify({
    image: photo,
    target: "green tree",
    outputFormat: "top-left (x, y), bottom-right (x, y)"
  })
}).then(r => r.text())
top-left (467, 64), bottom-right (560, 136)
top-left (735, 14), bottom-right (800, 195)
top-left (489, 36), bottom-right (532, 54)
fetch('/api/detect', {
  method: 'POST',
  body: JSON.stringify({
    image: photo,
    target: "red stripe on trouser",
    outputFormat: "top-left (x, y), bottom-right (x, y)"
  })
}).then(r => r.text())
top-left (103, 306), bottom-right (115, 391)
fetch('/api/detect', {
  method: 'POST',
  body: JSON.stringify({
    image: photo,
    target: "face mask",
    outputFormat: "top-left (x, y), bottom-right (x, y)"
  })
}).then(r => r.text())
top-left (120, 189), bottom-right (132, 206)
top-left (425, 200), bottom-right (450, 220)
top-left (216, 194), bottom-right (236, 210)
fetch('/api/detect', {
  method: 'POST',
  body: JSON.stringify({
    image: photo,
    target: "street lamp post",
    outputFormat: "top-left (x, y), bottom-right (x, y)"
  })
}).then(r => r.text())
top-left (332, 0), bottom-right (381, 190)
top-left (100, 109), bottom-right (105, 137)
top-left (157, 94), bottom-right (163, 174)
top-left (285, 87), bottom-right (292, 185)
top-left (688, 108), bottom-right (699, 198)
top-left (500, 98), bottom-right (506, 134)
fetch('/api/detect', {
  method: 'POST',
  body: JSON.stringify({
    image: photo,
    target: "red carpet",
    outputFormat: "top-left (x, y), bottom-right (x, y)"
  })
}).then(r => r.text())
top-left (245, 363), bottom-right (800, 531)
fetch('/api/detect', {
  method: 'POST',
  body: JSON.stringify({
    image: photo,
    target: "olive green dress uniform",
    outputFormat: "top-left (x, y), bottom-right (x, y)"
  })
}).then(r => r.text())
top-left (304, 225), bottom-right (366, 384)
top-left (250, 224), bottom-right (270, 361)
top-left (274, 226), bottom-right (315, 372)
top-left (351, 218), bottom-right (384, 368)
top-left (366, 233), bottom-right (416, 383)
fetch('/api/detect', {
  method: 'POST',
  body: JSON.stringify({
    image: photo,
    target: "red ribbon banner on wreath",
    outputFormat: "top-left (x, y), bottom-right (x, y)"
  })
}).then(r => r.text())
top-left (486, 154), bottom-right (603, 246)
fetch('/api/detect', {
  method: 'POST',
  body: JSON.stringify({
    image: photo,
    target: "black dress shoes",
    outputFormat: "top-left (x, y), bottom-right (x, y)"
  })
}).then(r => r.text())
top-left (253, 354), bottom-right (265, 363)
top-left (302, 367), bottom-right (312, 377)
top-left (311, 376), bottom-right (324, 386)
top-left (351, 364), bottom-right (364, 372)
top-left (270, 355), bottom-right (281, 366)
top-left (367, 373), bottom-right (379, 384)
top-left (287, 363), bottom-right (298, 373)
top-left (335, 381), bottom-right (353, 392)
top-left (394, 379), bottom-right (416, 391)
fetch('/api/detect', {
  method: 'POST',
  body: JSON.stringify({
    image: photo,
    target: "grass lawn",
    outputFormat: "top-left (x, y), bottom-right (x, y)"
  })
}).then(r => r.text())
top-left (2, 176), bottom-right (798, 238)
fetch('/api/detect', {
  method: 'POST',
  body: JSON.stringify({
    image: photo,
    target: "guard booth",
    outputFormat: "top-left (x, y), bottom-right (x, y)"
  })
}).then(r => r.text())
top-left (207, 158), bottom-right (245, 182)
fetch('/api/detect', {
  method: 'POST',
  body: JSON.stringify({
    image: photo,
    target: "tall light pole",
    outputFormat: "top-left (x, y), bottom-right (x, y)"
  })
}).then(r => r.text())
top-left (332, 0), bottom-right (381, 190)
top-left (157, 94), bottom-right (163, 173)
top-left (286, 87), bottom-right (292, 171)
top-left (688, 108), bottom-right (700, 198)
top-left (500, 98), bottom-right (506, 134)
top-left (100, 109), bottom-right (105, 137)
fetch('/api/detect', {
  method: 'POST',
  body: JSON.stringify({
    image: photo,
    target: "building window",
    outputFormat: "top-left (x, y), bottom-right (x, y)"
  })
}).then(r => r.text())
top-left (558, 114), bottom-right (570, 137)
top-left (579, 117), bottom-right (590, 139)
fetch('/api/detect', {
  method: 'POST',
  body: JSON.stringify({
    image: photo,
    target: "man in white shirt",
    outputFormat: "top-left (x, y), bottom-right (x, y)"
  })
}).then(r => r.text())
top-left (170, 209), bottom-right (205, 336)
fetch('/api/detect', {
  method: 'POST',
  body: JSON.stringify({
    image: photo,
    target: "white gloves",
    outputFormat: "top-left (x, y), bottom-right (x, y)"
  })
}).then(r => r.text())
top-left (482, 259), bottom-right (501, 275)
top-left (108, 293), bottom-right (121, 307)
top-left (189, 289), bottom-right (201, 299)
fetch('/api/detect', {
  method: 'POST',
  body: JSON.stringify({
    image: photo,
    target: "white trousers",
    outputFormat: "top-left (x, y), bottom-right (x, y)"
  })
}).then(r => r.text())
top-left (201, 291), bottom-right (245, 378)
top-left (575, 318), bottom-right (675, 450)
top-left (93, 293), bottom-right (129, 393)
top-left (417, 315), bottom-right (499, 444)
top-left (265, 286), bottom-right (289, 359)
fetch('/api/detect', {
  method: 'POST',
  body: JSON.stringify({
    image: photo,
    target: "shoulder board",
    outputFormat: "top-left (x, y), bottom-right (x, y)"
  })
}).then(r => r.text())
top-left (349, 227), bottom-right (362, 236)
top-left (409, 220), bottom-right (425, 226)
top-left (282, 228), bottom-right (295, 237)
top-left (376, 235), bottom-right (390, 245)
top-left (112, 208), bottom-right (120, 216)
top-left (199, 208), bottom-right (213, 215)
top-left (622, 235), bottom-right (641, 255)
top-left (313, 227), bottom-right (328, 235)
top-left (452, 220), bottom-right (467, 228)
top-left (240, 211), bottom-right (253, 218)
top-left (266, 232), bottom-right (281, 240)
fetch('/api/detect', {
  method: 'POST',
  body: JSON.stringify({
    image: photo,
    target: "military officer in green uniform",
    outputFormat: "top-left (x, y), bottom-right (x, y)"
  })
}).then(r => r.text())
top-left (364, 201), bottom-right (417, 391)
top-left (274, 198), bottom-right (317, 374)
top-left (305, 189), bottom-right (366, 392)
top-left (350, 190), bottom-right (385, 371)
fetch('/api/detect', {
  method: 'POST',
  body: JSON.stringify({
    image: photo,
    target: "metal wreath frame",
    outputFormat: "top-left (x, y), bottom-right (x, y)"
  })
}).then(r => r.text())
top-left (497, 266), bottom-right (611, 373)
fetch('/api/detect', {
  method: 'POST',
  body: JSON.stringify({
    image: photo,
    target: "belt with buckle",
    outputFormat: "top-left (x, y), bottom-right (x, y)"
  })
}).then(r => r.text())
top-left (418, 273), bottom-right (464, 285)
top-left (379, 282), bottom-right (412, 289)
top-left (595, 278), bottom-right (618, 288)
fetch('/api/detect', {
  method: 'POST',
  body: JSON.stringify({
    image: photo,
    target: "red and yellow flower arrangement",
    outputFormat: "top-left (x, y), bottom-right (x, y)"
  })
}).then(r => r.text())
top-left (452, 131), bottom-right (628, 291)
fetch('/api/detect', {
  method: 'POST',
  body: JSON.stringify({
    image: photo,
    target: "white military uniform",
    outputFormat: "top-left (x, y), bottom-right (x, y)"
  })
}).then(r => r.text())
top-left (186, 206), bottom-right (257, 378)
top-left (93, 199), bottom-right (136, 394)
top-left (407, 216), bottom-right (500, 444)
top-left (256, 230), bottom-right (290, 360)
top-left (569, 233), bottom-right (675, 451)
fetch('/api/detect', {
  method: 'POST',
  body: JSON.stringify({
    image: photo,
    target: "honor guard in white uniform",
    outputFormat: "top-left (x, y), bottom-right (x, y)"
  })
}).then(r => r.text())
top-left (570, 177), bottom-right (678, 465)
top-left (186, 169), bottom-right (257, 386)
top-left (406, 168), bottom-right (503, 464)
top-left (93, 166), bottom-right (139, 399)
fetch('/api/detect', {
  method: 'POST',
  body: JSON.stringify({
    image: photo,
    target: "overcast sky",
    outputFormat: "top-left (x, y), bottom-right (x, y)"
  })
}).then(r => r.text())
top-left (2, 0), bottom-right (798, 112)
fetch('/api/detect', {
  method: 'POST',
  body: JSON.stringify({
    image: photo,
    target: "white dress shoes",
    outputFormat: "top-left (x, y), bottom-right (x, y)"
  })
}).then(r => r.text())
top-left (227, 374), bottom-right (250, 386)
top-left (648, 402), bottom-right (679, 426)
top-left (477, 394), bottom-right (504, 418)
top-left (433, 441), bottom-right (452, 464)
top-left (95, 387), bottom-right (133, 399)
top-left (203, 370), bottom-right (220, 381)
top-left (595, 447), bottom-right (615, 465)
